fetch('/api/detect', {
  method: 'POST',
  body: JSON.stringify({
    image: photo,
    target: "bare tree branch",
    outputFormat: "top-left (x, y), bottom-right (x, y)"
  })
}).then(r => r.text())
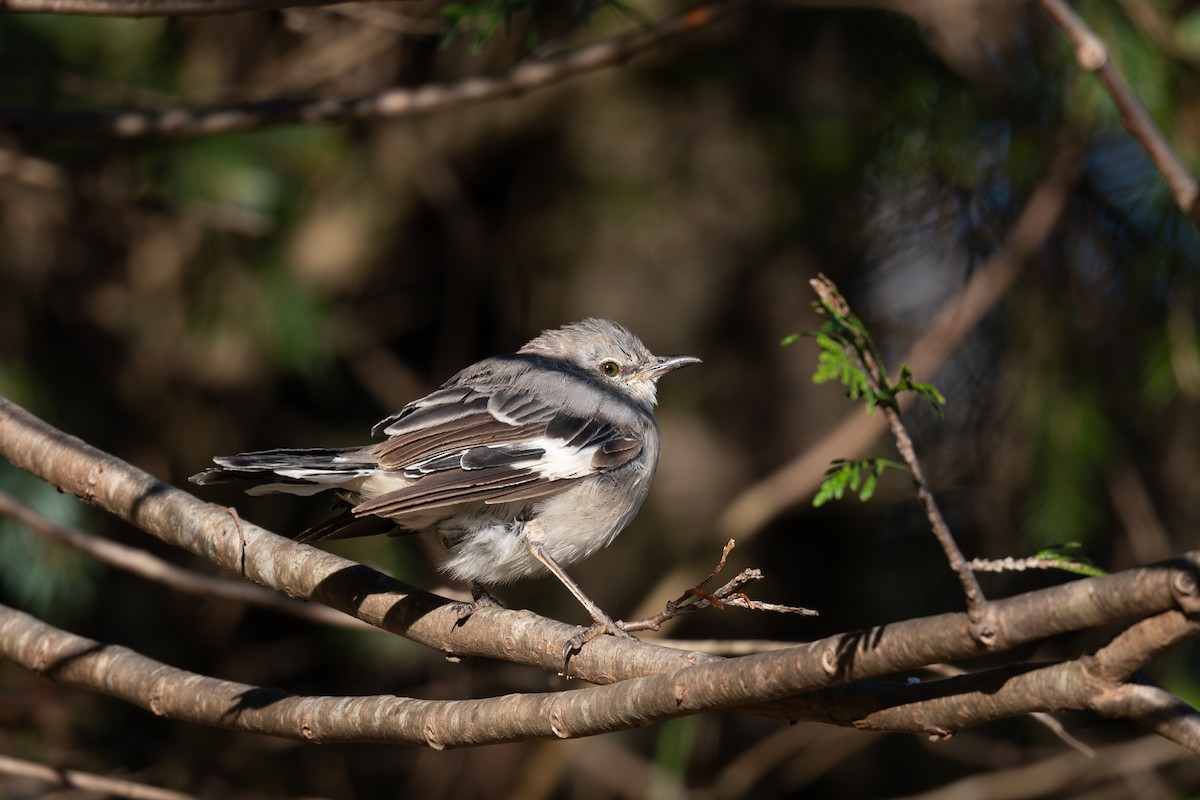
top-left (1092, 683), bottom-right (1200, 753)
top-left (900, 734), bottom-right (1195, 800)
top-left (8, 594), bottom-right (1200, 750)
top-left (3, 394), bottom-right (1200, 690)
top-left (827, 611), bottom-right (1200, 755)
top-left (922, 663), bottom-right (1097, 757)
top-left (0, 488), bottom-right (374, 632)
top-left (0, 753), bottom-right (196, 800)
top-left (3, 394), bottom-right (1200, 747)
top-left (1035, 0), bottom-right (1200, 228)
top-left (0, 0), bottom-right (748, 138)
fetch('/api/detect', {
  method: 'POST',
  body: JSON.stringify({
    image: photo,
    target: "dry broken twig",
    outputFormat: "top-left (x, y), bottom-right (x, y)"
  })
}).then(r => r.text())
top-left (621, 541), bottom-right (818, 634)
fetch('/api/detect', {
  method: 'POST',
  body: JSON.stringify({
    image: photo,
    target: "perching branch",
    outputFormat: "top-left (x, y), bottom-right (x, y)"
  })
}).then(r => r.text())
top-left (6, 580), bottom-right (1200, 750)
top-left (3, 394), bottom-right (1200, 748)
top-left (0, 0), bottom-right (747, 138)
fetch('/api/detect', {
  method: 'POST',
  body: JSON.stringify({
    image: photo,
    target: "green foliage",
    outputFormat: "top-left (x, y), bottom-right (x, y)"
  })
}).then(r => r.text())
top-left (1032, 543), bottom-right (1107, 577)
top-left (795, 281), bottom-right (947, 418)
top-left (0, 467), bottom-right (100, 619)
top-left (651, 716), bottom-right (697, 797)
top-left (258, 264), bottom-right (335, 379)
top-left (1021, 376), bottom-right (1111, 549)
top-left (895, 366), bottom-right (946, 419)
top-left (443, 0), bottom-right (542, 49)
top-left (1179, 9), bottom-right (1200, 53)
top-left (812, 331), bottom-right (872, 408)
top-left (813, 458), bottom-right (907, 507)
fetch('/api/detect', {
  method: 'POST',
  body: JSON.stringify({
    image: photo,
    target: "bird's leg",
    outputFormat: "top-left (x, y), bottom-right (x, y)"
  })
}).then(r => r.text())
top-left (524, 539), bottom-right (633, 667)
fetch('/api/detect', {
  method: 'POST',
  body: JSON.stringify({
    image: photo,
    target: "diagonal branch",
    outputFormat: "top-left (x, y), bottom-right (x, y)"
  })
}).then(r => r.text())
top-left (829, 611), bottom-right (1200, 754)
top-left (0, 0), bottom-right (748, 138)
top-left (1035, 0), bottom-right (1200, 228)
top-left (0, 752), bottom-right (196, 800)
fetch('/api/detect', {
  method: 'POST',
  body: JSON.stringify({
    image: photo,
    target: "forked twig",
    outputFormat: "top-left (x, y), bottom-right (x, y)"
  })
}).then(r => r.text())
top-left (621, 541), bottom-right (818, 633)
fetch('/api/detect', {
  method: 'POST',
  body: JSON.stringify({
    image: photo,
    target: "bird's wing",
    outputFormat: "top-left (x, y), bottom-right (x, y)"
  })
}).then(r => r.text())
top-left (354, 388), bottom-right (644, 518)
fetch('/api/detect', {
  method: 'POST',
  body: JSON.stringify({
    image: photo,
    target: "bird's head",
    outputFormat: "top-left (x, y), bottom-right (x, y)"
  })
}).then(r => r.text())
top-left (520, 318), bottom-right (701, 408)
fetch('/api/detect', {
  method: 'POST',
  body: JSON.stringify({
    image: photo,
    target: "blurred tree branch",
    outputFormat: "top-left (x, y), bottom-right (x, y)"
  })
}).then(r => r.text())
top-left (0, 753), bottom-right (197, 800)
top-left (904, 734), bottom-right (1194, 800)
top-left (1035, 0), bottom-right (1200, 228)
top-left (1, 396), bottom-right (1200, 751)
top-left (0, 0), bottom-right (385, 16)
top-left (0, 0), bottom-right (748, 137)
top-left (0, 488), bottom-right (374, 632)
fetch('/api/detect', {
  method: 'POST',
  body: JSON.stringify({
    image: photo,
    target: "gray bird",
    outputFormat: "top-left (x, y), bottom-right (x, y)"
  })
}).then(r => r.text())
top-left (191, 318), bottom-right (700, 659)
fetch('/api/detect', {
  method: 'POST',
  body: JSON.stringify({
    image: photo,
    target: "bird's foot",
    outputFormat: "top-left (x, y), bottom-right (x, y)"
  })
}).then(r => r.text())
top-left (454, 583), bottom-right (506, 624)
top-left (561, 616), bottom-right (635, 669)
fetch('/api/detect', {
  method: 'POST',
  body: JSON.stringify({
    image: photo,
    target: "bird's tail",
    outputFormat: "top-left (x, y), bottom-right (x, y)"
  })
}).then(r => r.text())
top-left (189, 447), bottom-right (378, 497)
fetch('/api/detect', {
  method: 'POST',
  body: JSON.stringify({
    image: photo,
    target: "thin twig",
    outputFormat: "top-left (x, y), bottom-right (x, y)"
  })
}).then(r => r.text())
top-left (0, 0), bottom-right (748, 138)
top-left (1035, 0), bottom-right (1200, 227)
top-left (968, 556), bottom-right (1096, 575)
top-left (620, 544), bottom-right (818, 633)
top-left (810, 275), bottom-right (990, 634)
top-left (0, 489), bottom-right (373, 632)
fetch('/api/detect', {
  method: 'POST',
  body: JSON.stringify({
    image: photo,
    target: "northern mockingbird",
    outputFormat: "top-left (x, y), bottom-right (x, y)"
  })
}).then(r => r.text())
top-left (191, 318), bottom-right (700, 659)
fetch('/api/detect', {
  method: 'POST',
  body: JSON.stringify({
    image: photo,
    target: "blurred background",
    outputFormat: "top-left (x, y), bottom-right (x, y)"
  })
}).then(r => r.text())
top-left (1, 0), bottom-right (1199, 796)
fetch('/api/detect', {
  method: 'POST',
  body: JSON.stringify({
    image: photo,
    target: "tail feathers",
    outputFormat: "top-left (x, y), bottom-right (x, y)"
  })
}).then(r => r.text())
top-left (189, 447), bottom-right (378, 496)
top-left (296, 508), bottom-right (411, 542)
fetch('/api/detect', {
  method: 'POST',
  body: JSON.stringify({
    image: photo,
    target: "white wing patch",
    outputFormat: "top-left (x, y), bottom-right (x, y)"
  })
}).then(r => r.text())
top-left (506, 436), bottom-right (600, 480)
top-left (403, 436), bottom-right (602, 482)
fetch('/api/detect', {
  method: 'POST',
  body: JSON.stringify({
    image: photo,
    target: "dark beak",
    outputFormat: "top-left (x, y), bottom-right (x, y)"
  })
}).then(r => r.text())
top-left (640, 355), bottom-right (702, 381)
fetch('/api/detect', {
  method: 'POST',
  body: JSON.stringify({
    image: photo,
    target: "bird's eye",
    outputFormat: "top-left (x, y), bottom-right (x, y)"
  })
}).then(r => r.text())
top-left (599, 360), bottom-right (622, 377)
